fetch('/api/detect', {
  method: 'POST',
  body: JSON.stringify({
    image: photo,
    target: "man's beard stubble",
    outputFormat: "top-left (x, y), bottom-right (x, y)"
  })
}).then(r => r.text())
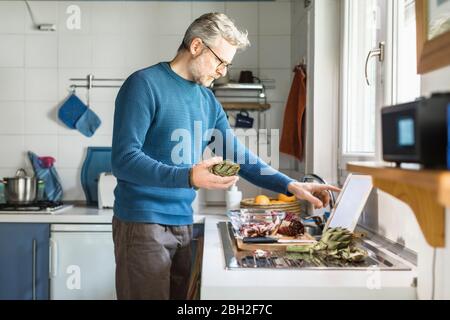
top-left (188, 56), bottom-right (215, 87)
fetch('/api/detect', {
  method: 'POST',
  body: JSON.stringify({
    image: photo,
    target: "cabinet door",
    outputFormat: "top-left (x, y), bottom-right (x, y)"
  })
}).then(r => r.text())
top-left (0, 223), bottom-right (50, 300)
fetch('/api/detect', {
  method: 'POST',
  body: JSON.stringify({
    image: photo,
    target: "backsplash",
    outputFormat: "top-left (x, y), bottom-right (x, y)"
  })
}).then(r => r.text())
top-left (0, 0), bottom-right (298, 200)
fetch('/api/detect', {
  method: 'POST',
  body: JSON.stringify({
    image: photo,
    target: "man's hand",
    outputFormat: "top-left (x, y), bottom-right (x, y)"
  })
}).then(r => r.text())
top-left (191, 157), bottom-right (239, 190)
top-left (287, 181), bottom-right (341, 209)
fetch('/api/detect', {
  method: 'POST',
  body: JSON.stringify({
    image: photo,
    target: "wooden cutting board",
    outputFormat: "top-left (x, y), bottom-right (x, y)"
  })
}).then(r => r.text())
top-left (235, 233), bottom-right (316, 251)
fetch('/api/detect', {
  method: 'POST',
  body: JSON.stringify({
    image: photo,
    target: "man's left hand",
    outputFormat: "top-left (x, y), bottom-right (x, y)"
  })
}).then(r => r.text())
top-left (287, 182), bottom-right (341, 209)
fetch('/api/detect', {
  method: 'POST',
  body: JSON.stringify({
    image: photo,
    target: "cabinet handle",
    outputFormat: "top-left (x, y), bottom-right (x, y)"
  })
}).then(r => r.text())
top-left (32, 239), bottom-right (36, 300)
top-left (49, 239), bottom-right (58, 278)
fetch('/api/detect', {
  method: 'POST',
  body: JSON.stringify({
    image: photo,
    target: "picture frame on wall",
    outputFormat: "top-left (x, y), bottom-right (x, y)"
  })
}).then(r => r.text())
top-left (416, 0), bottom-right (450, 74)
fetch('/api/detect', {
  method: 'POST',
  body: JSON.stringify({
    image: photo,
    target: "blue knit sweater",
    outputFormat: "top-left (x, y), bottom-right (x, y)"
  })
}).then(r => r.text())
top-left (112, 62), bottom-right (294, 225)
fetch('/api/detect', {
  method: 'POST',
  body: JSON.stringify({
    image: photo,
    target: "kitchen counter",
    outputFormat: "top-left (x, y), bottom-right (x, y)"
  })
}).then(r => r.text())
top-left (200, 211), bottom-right (418, 300)
top-left (0, 204), bottom-right (418, 300)
top-left (0, 204), bottom-right (207, 224)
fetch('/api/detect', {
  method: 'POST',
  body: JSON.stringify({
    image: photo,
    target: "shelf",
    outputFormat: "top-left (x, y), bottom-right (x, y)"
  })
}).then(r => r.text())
top-left (221, 102), bottom-right (270, 112)
top-left (212, 83), bottom-right (264, 90)
top-left (347, 162), bottom-right (450, 247)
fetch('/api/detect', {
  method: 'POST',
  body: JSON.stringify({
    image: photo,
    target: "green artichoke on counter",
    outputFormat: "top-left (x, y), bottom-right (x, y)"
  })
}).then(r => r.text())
top-left (286, 227), bottom-right (368, 263)
top-left (210, 161), bottom-right (240, 177)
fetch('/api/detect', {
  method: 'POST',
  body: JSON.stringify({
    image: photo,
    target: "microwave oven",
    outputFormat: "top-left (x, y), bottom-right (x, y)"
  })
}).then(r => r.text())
top-left (381, 93), bottom-right (450, 169)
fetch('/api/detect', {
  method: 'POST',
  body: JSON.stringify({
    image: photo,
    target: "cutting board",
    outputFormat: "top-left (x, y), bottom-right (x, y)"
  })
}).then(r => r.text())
top-left (235, 233), bottom-right (316, 251)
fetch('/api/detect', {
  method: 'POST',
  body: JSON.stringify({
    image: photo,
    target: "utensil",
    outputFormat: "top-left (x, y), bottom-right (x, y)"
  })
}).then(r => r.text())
top-left (1, 169), bottom-right (37, 204)
top-left (243, 237), bottom-right (278, 244)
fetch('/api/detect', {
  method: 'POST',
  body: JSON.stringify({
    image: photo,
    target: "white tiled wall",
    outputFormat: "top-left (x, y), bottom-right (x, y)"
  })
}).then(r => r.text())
top-left (0, 0), bottom-right (298, 201)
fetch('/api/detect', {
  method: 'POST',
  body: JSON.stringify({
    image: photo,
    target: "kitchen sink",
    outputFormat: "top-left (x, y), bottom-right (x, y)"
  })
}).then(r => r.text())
top-left (218, 222), bottom-right (413, 271)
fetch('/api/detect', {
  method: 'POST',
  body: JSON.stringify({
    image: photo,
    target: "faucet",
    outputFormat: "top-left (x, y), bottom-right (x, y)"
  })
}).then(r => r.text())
top-left (301, 173), bottom-right (336, 209)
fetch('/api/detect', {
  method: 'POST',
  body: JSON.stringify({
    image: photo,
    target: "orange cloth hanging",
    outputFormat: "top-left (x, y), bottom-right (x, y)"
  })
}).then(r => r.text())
top-left (280, 65), bottom-right (307, 161)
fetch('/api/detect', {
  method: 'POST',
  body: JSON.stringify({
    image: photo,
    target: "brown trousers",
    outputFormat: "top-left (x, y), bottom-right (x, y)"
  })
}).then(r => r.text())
top-left (112, 216), bottom-right (193, 300)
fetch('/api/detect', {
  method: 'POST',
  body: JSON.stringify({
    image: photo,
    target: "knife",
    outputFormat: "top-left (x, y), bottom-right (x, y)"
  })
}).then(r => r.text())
top-left (242, 237), bottom-right (278, 244)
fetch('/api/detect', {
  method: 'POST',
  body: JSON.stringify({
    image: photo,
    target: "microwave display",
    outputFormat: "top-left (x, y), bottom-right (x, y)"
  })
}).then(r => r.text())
top-left (398, 118), bottom-right (415, 147)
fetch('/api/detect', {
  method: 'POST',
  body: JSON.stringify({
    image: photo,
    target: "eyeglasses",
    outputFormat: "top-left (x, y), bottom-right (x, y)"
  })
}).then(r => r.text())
top-left (204, 44), bottom-right (232, 71)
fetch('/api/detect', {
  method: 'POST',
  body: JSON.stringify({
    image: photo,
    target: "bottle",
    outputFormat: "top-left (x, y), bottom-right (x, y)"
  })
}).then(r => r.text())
top-left (0, 183), bottom-right (5, 204)
top-left (226, 184), bottom-right (242, 212)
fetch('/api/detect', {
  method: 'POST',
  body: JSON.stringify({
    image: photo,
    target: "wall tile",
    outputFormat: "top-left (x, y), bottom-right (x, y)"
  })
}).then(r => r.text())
top-left (157, 35), bottom-right (183, 61)
top-left (259, 1), bottom-right (291, 35)
top-left (25, 1), bottom-right (58, 34)
top-left (0, 102), bottom-right (25, 134)
top-left (58, 168), bottom-right (84, 200)
top-left (260, 68), bottom-right (292, 103)
top-left (58, 134), bottom-right (112, 168)
top-left (58, 35), bottom-right (93, 68)
top-left (0, 0), bottom-right (300, 201)
top-left (0, 35), bottom-right (24, 67)
top-left (225, 2), bottom-right (258, 36)
top-left (25, 68), bottom-right (58, 101)
top-left (231, 35), bottom-right (258, 69)
top-left (121, 2), bottom-right (158, 36)
top-left (57, 135), bottom-right (88, 168)
top-left (24, 101), bottom-right (59, 135)
top-left (0, 1), bottom-right (25, 34)
top-left (157, 2), bottom-right (192, 35)
top-left (0, 135), bottom-right (26, 168)
top-left (0, 68), bottom-right (25, 101)
top-left (25, 34), bottom-right (57, 68)
top-left (259, 35), bottom-right (291, 69)
top-left (91, 2), bottom-right (123, 34)
top-left (57, 68), bottom-right (91, 102)
top-left (122, 35), bottom-right (159, 70)
top-left (192, 2), bottom-right (225, 19)
top-left (24, 134), bottom-right (58, 158)
top-left (88, 102), bottom-right (114, 136)
top-left (88, 68), bottom-right (126, 102)
top-left (58, 1), bottom-right (91, 35)
top-left (92, 35), bottom-right (124, 68)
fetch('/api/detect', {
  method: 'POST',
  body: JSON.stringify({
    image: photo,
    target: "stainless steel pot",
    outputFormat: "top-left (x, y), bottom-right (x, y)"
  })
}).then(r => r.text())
top-left (1, 169), bottom-right (37, 204)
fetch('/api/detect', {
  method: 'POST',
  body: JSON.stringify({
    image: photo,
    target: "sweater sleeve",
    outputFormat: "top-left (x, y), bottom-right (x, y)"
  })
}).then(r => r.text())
top-left (111, 73), bottom-right (190, 188)
top-left (213, 102), bottom-right (295, 195)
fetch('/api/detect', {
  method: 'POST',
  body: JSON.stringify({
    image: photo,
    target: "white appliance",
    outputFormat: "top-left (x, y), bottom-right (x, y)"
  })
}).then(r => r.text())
top-left (49, 224), bottom-right (116, 300)
top-left (98, 172), bottom-right (117, 209)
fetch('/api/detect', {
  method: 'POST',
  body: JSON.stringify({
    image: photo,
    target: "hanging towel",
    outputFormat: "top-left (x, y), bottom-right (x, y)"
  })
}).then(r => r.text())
top-left (58, 93), bottom-right (88, 129)
top-left (280, 65), bottom-right (307, 161)
top-left (28, 151), bottom-right (63, 202)
top-left (75, 107), bottom-right (102, 137)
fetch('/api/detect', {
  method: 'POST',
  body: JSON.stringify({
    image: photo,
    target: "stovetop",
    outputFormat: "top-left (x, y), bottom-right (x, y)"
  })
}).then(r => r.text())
top-left (0, 201), bottom-right (72, 214)
top-left (218, 222), bottom-right (412, 270)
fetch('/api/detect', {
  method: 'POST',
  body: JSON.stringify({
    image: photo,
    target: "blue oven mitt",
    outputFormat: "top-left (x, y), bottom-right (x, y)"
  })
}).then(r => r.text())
top-left (75, 107), bottom-right (102, 137)
top-left (58, 93), bottom-right (88, 129)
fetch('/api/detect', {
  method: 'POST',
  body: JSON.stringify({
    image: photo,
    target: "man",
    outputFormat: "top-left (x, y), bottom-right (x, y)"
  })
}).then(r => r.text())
top-left (111, 13), bottom-right (339, 300)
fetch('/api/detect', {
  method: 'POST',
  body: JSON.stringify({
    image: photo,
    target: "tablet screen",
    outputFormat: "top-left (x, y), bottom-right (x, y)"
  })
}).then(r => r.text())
top-left (324, 174), bottom-right (373, 232)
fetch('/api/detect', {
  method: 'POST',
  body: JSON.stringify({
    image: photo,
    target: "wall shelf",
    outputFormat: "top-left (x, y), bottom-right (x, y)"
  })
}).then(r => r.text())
top-left (221, 102), bottom-right (270, 112)
top-left (347, 162), bottom-right (450, 248)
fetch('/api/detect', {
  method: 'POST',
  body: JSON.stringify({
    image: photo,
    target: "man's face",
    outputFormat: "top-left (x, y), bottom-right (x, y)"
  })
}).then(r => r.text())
top-left (189, 37), bottom-right (237, 87)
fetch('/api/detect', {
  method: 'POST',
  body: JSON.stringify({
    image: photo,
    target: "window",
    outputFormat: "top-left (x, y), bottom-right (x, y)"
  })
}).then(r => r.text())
top-left (339, 0), bottom-right (421, 183)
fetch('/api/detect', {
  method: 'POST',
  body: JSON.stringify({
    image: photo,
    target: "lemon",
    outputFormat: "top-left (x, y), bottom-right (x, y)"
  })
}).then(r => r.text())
top-left (278, 193), bottom-right (297, 203)
top-left (254, 195), bottom-right (271, 205)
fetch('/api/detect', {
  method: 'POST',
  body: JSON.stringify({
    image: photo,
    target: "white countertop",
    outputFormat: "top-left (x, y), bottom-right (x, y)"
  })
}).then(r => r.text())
top-left (0, 204), bottom-right (210, 224)
top-left (0, 204), bottom-right (418, 299)
top-left (200, 214), bottom-right (418, 300)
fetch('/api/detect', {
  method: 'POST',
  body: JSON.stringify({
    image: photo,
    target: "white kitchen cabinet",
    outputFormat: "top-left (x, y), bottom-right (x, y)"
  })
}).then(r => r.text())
top-left (49, 224), bottom-right (116, 300)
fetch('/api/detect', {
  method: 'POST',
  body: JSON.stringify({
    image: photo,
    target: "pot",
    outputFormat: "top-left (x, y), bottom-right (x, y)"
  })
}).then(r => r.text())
top-left (1, 169), bottom-right (37, 204)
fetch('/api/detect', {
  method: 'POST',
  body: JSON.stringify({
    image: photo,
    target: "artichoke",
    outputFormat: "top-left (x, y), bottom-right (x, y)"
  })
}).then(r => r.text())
top-left (286, 227), bottom-right (368, 263)
top-left (210, 160), bottom-right (240, 177)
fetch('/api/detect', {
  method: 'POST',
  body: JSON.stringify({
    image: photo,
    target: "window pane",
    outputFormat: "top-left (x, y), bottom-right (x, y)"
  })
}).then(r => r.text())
top-left (396, 0), bottom-right (421, 103)
top-left (343, 0), bottom-right (379, 155)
